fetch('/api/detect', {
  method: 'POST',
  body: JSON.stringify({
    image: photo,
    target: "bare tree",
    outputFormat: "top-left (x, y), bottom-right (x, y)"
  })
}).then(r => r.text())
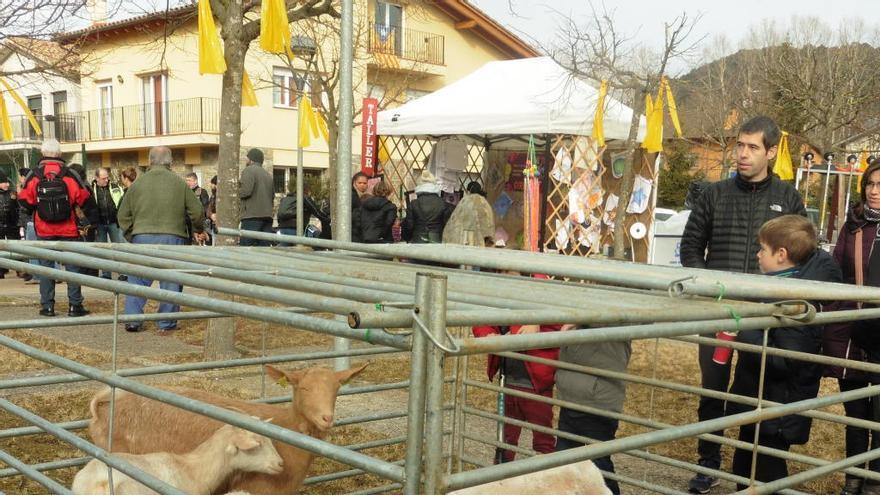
top-left (547, 4), bottom-right (701, 258)
top-left (204, 0), bottom-right (337, 360)
top-left (743, 17), bottom-right (880, 152)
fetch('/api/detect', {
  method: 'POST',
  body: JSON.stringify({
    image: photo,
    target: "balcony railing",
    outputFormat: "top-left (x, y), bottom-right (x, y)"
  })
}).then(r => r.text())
top-left (368, 23), bottom-right (444, 66)
top-left (3, 97), bottom-right (220, 144)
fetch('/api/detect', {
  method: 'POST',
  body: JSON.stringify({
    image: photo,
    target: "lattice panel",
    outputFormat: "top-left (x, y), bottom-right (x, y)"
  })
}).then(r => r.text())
top-left (376, 136), bottom-right (484, 210)
top-left (542, 135), bottom-right (608, 256)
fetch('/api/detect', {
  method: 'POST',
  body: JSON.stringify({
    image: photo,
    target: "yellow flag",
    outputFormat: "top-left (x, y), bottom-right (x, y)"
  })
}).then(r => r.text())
top-left (859, 146), bottom-right (869, 172)
top-left (591, 80), bottom-right (607, 147)
top-left (377, 136), bottom-right (390, 163)
top-left (775, 131), bottom-right (794, 180)
top-left (260, 0), bottom-right (291, 54)
top-left (316, 111), bottom-right (329, 143)
top-left (241, 71), bottom-right (258, 107)
top-left (0, 96), bottom-right (12, 141)
top-left (0, 78), bottom-right (41, 136)
top-left (198, 0), bottom-right (226, 74)
top-left (298, 95), bottom-right (314, 148)
top-left (641, 92), bottom-right (664, 153)
top-left (663, 78), bottom-right (683, 138)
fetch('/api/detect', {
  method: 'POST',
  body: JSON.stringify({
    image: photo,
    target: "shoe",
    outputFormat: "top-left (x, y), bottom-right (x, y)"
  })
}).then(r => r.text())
top-left (688, 472), bottom-right (720, 494)
top-left (158, 325), bottom-right (178, 332)
top-left (117, 275), bottom-right (128, 282)
top-left (17, 272), bottom-right (32, 281)
top-left (125, 324), bottom-right (143, 332)
top-left (39, 305), bottom-right (56, 317)
top-left (68, 304), bottom-right (90, 317)
top-left (842, 478), bottom-right (864, 495)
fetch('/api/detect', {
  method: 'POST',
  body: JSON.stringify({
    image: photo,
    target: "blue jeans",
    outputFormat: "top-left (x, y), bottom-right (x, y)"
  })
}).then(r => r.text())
top-left (124, 234), bottom-right (186, 330)
top-left (240, 217), bottom-right (274, 246)
top-left (95, 223), bottom-right (126, 278)
top-left (278, 227), bottom-right (296, 247)
top-left (36, 236), bottom-right (83, 307)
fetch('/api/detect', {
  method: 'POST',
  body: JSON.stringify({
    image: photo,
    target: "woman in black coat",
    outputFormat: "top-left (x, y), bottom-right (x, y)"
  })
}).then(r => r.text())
top-left (402, 170), bottom-right (452, 244)
top-left (355, 180), bottom-right (396, 243)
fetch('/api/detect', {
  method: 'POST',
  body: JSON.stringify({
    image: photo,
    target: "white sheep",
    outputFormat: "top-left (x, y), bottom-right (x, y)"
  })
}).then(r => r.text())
top-left (71, 423), bottom-right (283, 495)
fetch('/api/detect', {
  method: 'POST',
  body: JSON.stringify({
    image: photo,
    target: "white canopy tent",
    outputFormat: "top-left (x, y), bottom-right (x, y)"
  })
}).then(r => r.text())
top-left (377, 56), bottom-right (646, 145)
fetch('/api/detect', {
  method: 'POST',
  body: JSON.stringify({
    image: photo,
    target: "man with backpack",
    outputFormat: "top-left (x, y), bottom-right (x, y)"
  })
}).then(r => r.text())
top-left (17, 139), bottom-right (93, 317)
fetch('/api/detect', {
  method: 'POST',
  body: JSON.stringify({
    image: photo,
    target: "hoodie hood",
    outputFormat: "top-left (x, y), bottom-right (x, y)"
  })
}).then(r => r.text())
top-left (415, 182), bottom-right (442, 195)
top-left (799, 248), bottom-right (843, 284)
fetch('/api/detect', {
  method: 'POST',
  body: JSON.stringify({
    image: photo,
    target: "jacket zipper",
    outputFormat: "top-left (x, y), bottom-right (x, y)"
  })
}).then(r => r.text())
top-left (744, 183), bottom-right (757, 273)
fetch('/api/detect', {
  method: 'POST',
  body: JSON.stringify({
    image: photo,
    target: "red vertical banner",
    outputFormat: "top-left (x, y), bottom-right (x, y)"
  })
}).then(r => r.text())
top-left (361, 97), bottom-right (379, 177)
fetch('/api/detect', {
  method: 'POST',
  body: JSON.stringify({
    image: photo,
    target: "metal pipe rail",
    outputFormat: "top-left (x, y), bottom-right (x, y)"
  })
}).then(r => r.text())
top-left (222, 227), bottom-right (880, 303)
top-left (0, 255), bottom-right (409, 350)
top-left (0, 332), bottom-right (407, 484)
top-left (445, 383), bottom-right (880, 491)
top-left (3, 241), bottom-right (801, 329)
top-left (451, 306), bottom-right (880, 355)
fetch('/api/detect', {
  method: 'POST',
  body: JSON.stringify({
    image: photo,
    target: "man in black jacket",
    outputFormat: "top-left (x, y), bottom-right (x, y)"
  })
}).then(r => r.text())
top-left (680, 116), bottom-right (806, 493)
top-left (0, 171), bottom-right (19, 279)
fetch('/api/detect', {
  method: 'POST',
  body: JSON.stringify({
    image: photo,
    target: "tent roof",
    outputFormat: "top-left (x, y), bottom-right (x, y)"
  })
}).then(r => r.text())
top-left (377, 57), bottom-right (646, 142)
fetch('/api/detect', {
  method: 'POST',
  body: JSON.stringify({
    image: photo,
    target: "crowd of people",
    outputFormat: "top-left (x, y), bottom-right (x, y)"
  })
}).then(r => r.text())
top-left (5, 114), bottom-right (880, 493)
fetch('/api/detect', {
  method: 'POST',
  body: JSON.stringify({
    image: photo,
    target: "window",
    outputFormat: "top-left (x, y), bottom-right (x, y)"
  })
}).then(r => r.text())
top-left (374, 2), bottom-right (403, 55)
top-left (96, 81), bottom-right (113, 139)
top-left (141, 73), bottom-right (168, 135)
top-left (272, 68), bottom-right (310, 109)
top-left (52, 92), bottom-right (67, 115)
top-left (273, 167), bottom-right (288, 194)
top-left (27, 96), bottom-right (42, 139)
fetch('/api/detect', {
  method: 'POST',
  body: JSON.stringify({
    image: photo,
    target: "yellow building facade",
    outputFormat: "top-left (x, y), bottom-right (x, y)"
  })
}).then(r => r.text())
top-left (51, 0), bottom-right (536, 190)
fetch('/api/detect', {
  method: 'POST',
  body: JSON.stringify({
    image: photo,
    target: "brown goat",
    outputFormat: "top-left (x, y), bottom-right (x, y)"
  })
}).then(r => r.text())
top-left (88, 364), bottom-right (368, 495)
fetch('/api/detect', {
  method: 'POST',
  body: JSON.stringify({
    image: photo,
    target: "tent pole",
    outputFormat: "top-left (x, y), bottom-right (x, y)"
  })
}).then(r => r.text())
top-left (537, 134), bottom-right (552, 251)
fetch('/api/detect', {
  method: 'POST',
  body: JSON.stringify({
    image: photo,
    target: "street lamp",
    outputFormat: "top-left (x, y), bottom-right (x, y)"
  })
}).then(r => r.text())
top-left (290, 35), bottom-right (317, 237)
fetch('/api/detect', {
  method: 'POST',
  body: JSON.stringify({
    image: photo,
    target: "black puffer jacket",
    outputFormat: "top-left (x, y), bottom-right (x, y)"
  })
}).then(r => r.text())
top-left (680, 174), bottom-right (806, 273)
top-left (0, 189), bottom-right (18, 231)
top-left (727, 249), bottom-right (842, 445)
top-left (402, 192), bottom-right (453, 244)
top-left (276, 193), bottom-right (328, 230)
top-left (356, 195), bottom-right (397, 243)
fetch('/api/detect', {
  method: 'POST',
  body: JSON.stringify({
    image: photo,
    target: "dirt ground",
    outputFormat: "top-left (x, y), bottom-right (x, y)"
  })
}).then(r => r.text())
top-left (0, 276), bottom-right (853, 494)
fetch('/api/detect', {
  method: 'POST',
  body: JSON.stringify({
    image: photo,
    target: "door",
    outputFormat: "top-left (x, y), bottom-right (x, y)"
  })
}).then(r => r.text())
top-left (97, 82), bottom-right (113, 139)
top-left (142, 74), bottom-right (168, 136)
top-left (27, 95), bottom-right (42, 140)
top-left (374, 2), bottom-right (403, 56)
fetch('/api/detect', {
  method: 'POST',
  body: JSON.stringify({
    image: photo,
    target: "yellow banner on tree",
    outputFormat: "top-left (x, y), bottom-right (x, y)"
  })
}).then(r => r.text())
top-left (775, 131), bottom-right (794, 180)
top-left (298, 95), bottom-right (327, 148)
top-left (260, 0), bottom-right (292, 56)
top-left (0, 78), bottom-right (41, 136)
top-left (241, 71), bottom-right (258, 107)
top-left (197, 0), bottom-right (226, 74)
top-left (641, 93), bottom-right (664, 153)
top-left (662, 77), bottom-right (682, 137)
top-left (591, 80), bottom-right (607, 147)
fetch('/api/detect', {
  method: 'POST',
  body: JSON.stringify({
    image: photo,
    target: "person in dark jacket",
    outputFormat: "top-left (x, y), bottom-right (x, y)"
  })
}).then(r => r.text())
top-left (0, 171), bottom-right (20, 279)
top-left (402, 170), bottom-right (452, 244)
top-left (355, 180), bottom-right (397, 243)
top-left (276, 178), bottom-right (328, 245)
top-left (679, 116), bottom-right (806, 493)
top-left (727, 215), bottom-right (842, 488)
top-left (828, 160), bottom-right (880, 495)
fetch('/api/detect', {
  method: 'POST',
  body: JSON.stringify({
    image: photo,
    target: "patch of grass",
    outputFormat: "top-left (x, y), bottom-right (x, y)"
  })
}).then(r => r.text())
top-left (0, 330), bottom-right (122, 374)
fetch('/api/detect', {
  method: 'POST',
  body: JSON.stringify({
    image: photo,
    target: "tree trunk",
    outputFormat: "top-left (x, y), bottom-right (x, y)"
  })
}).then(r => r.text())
top-left (205, 0), bottom-right (246, 360)
top-left (611, 88), bottom-right (646, 260)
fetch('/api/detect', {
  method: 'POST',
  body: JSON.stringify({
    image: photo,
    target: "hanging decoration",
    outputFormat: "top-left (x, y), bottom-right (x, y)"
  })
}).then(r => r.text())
top-left (641, 92), bottom-right (664, 153)
top-left (297, 94), bottom-right (328, 148)
top-left (197, 0), bottom-right (227, 74)
top-left (775, 131), bottom-right (794, 180)
top-left (377, 136), bottom-right (391, 163)
top-left (859, 146), bottom-right (869, 172)
top-left (260, 0), bottom-right (294, 58)
top-left (523, 135), bottom-right (541, 252)
top-left (662, 77), bottom-right (683, 138)
top-left (626, 174), bottom-right (653, 214)
top-left (0, 96), bottom-right (12, 141)
top-left (591, 79), bottom-right (608, 147)
top-left (0, 78), bottom-right (42, 140)
top-left (241, 71), bottom-right (258, 107)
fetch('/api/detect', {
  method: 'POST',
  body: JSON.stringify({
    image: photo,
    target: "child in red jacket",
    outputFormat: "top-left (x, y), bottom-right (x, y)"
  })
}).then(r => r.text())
top-left (472, 322), bottom-right (561, 462)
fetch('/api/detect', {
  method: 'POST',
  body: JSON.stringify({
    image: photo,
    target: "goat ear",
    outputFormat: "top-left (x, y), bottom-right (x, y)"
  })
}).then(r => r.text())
top-left (233, 432), bottom-right (261, 451)
top-left (336, 362), bottom-right (369, 385)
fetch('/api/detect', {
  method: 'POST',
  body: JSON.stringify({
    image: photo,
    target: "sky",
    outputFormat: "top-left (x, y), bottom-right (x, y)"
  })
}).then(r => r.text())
top-left (470, 0), bottom-right (880, 73)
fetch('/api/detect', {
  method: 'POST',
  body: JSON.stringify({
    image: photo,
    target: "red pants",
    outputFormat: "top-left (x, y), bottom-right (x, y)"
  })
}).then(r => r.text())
top-left (500, 385), bottom-right (555, 462)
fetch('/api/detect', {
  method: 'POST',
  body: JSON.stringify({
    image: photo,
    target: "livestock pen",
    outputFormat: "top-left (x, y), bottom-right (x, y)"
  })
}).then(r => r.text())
top-left (1, 230), bottom-right (880, 494)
